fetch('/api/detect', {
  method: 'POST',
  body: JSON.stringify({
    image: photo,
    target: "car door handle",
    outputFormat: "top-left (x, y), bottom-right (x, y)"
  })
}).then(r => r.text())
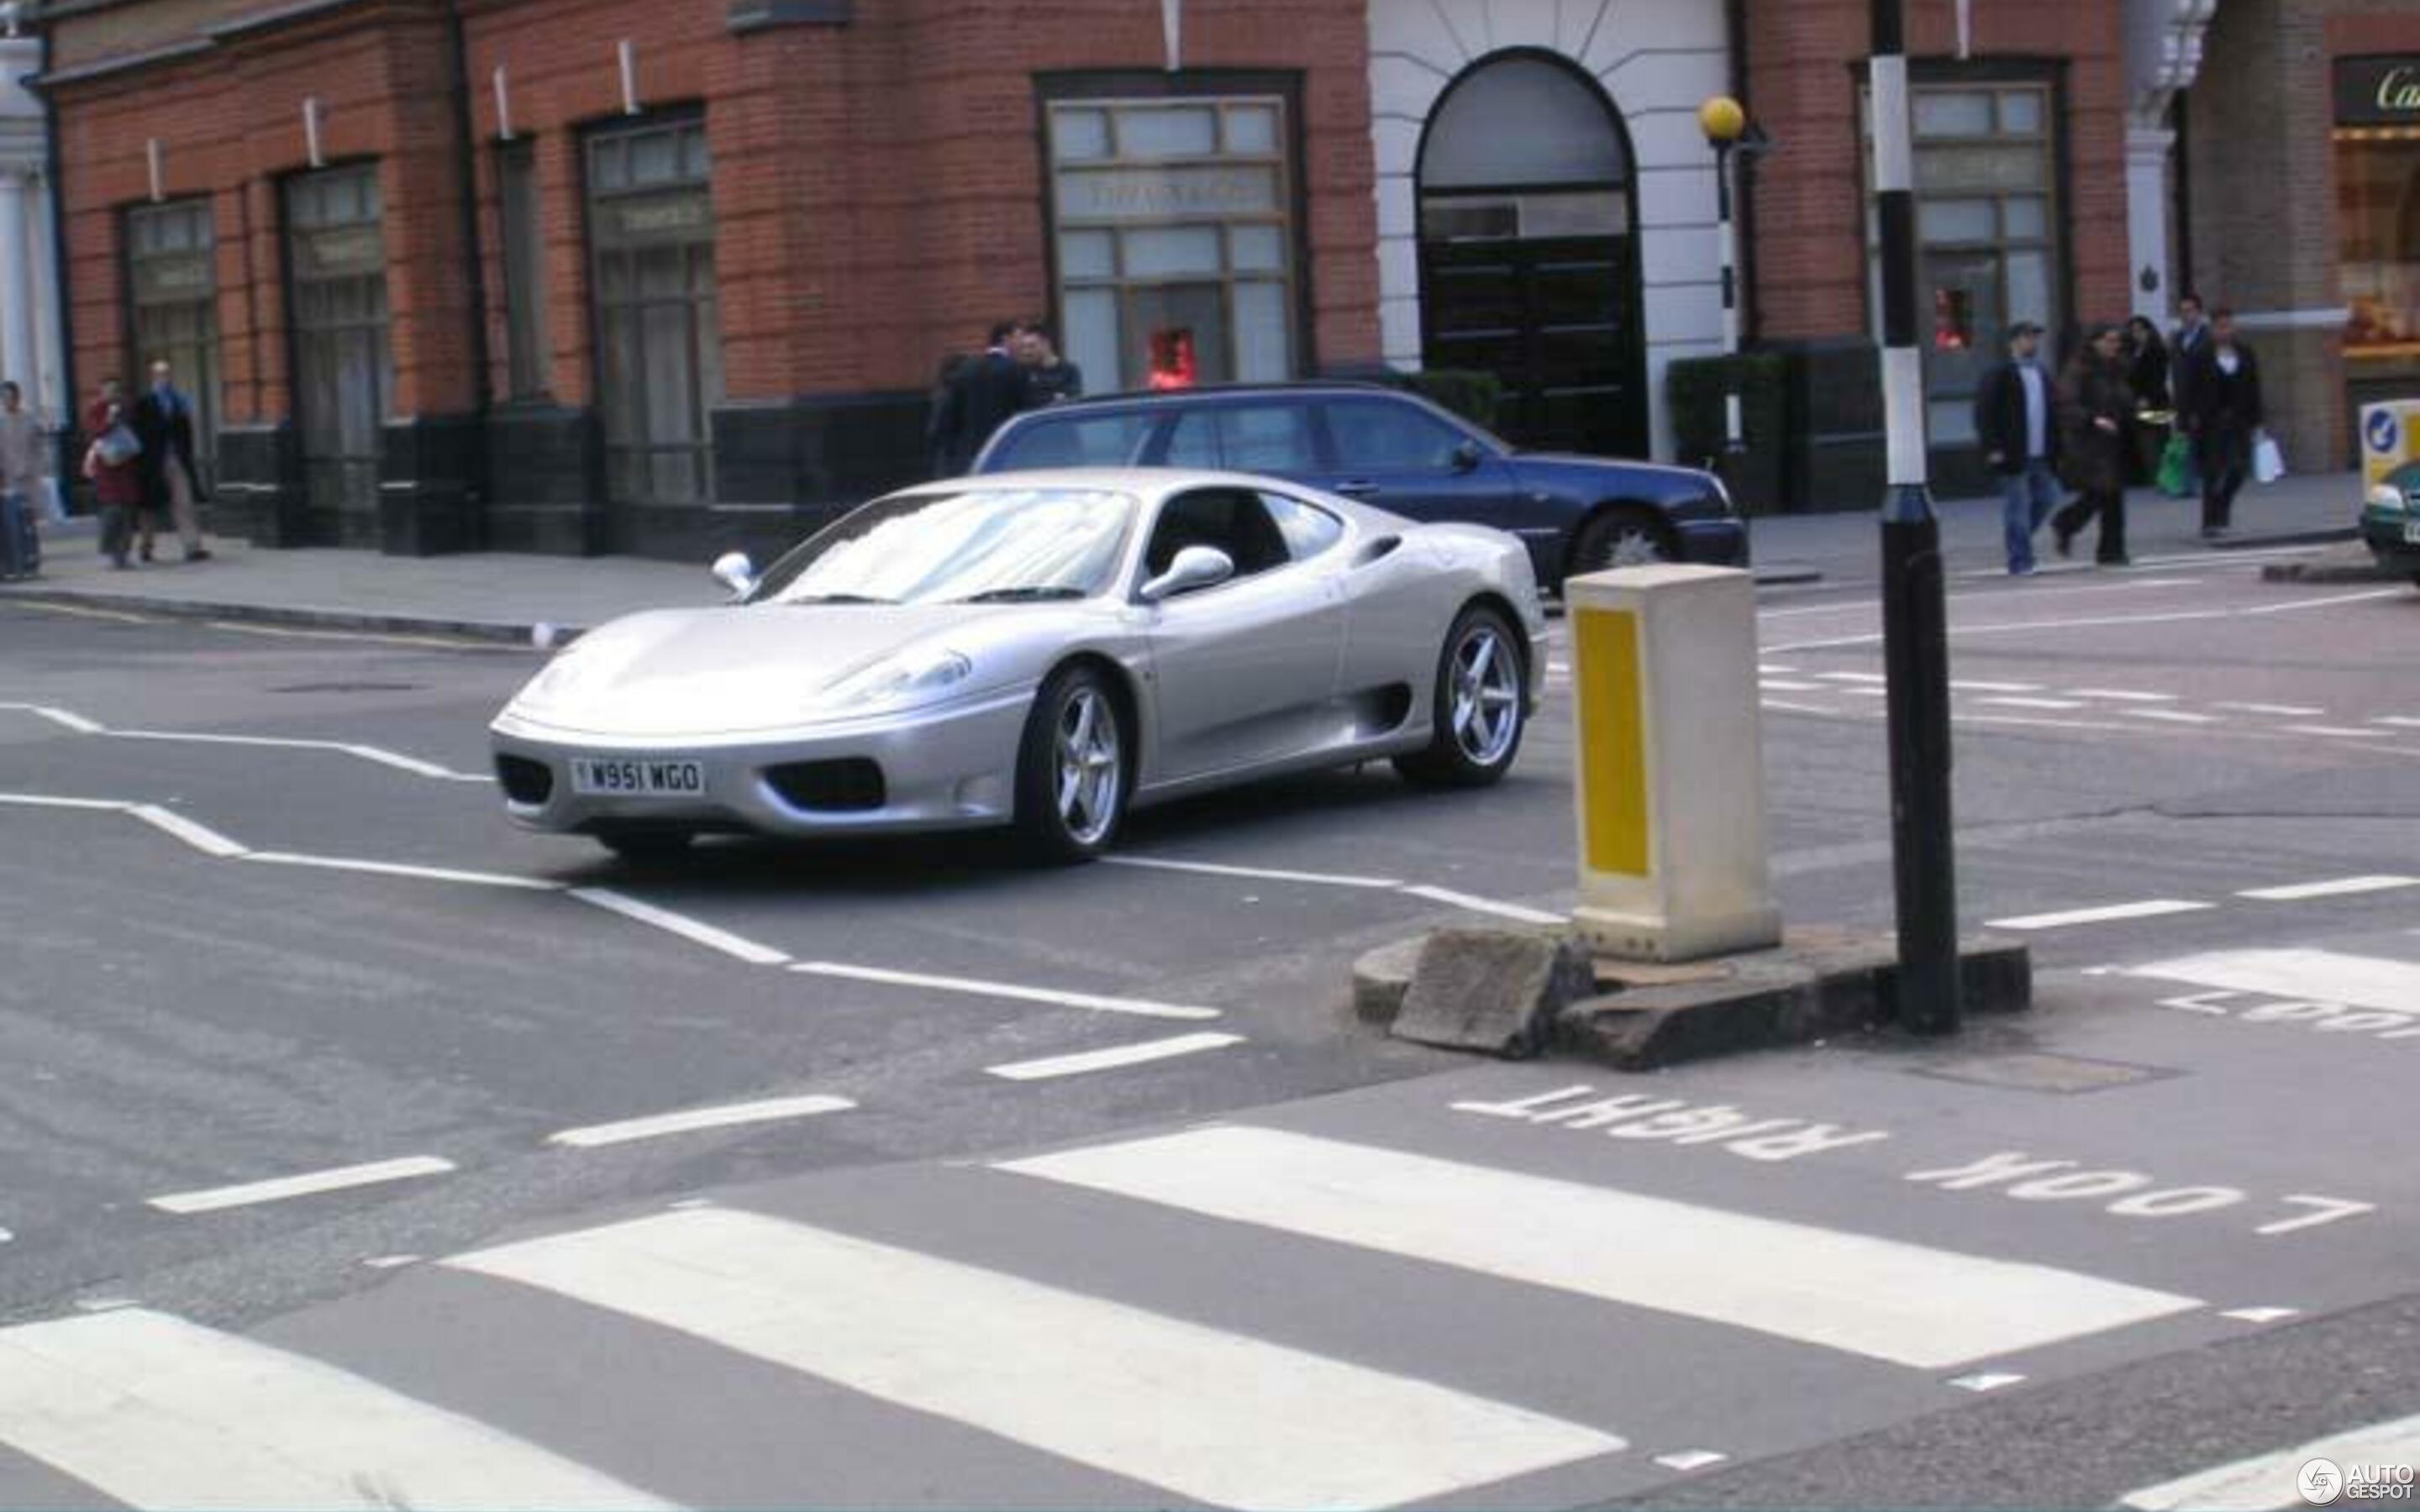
top-left (1333, 480), bottom-right (1379, 497)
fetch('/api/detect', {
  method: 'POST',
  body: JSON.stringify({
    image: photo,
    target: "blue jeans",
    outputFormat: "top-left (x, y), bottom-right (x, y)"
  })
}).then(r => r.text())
top-left (2000, 459), bottom-right (2060, 571)
top-left (0, 490), bottom-right (28, 578)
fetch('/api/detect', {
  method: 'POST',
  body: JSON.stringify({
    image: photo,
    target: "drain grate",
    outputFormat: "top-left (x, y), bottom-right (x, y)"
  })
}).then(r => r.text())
top-left (1909, 1051), bottom-right (2175, 1095)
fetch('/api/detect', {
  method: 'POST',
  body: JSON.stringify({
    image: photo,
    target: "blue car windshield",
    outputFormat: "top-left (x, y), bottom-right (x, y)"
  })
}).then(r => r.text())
top-left (753, 488), bottom-right (1137, 606)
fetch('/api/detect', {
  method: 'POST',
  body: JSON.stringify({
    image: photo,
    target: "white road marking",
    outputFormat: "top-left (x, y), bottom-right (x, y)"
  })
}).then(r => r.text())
top-left (549, 1094), bottom-right (856, 1148)
top-left (1817, 671), bottom-right (1890, 684)
top-left (446, 1207), bottom-right (1623, 1509)
top-left (1765, 698), bottom-right (1857, 717)
top-left (147, 1156), bottom-right (456, 1215)
top-left (1975, 696), bottom-right (2086, 710)
top-left (2213, 702), bottom-right (2326, 717)
top-left (1758, 662), bottom-right (1797, 674)
top-left (0, 791), bottom-right (129, 811)
top-left (2237, 875), bottom-right (2420, 902)
top-left (2128, 949), bottom-right (2420, 1015)
top-left (567, 887), bottom-right (792, 963)
top-left (0, 1308), bottom-right (673, 1509)
top-left (362, 1254), bottom-right (421, 1269)
top-left (2068, 689), bottom-right (2178, 702)
top-left (1398, 884), bottom-right (1566, 925)
top-left (3, 701), bottom-right (490, 780)
top-left (1986, 900), bottom-right (2215, 930)
top-left (2118, 1410), bottom-right (2420, 1511)
top-left (792, 960), bottom-right (1219, 1021)
top-left (1949, 1372), bottom-right (2027, 1393)
top-left (1104, 854), bottom-right (1404, 889)
top-left (1548, 660), bottom-right (1571, 675)
top-left (1655, 1451), bottom-right (1729, 1473)
top-left (986, 1032), bottom-right (1244, 1081)
top-left (1765, 589), bottom-right (2408, 654)
top-left (0, 702), bottom-right (104, 732)
top-left (1949, 680), bottom-right (2043, 693)
top-left (1001, 1127), bottom-right (2202, 1370)
top-left (1841, 686), bottom-right (1891, 698)
top-left (2374, 716), bottom-right (2420, 729)
top-left (203, 620), bottom-right (521, 652)
top-left (251, 852), bottom-right (562, 891)
top-left (127, 805), bottom-right (250, 858)
top-left (2283, 724), bottom-right (2394, 738)
top-left (1759, 680), bottom-right (1826, 692)
top-left (2220, 1306), bottom-right (2301, 1323)
top-left (2123, 708), bottom-right (2218, 725)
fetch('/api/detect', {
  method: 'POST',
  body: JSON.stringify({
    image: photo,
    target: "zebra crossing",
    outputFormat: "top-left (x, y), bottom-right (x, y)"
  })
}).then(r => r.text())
top-left (0, 1117), bottom-right (2302, 1509)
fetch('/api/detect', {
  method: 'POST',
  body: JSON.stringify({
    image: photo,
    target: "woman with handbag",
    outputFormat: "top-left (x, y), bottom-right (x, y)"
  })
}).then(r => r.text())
top-left (82, 377), bottom-right (143, 570)
top-left (2050, 324), bottom-right (2137, 567)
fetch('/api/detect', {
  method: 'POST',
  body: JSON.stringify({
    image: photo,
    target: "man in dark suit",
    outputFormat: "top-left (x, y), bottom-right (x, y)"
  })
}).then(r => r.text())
top-left (1972, 320), bottom-right (2060, 575)
top-left (132, 357), bottom-right (209, 563)
top-left (2180, 307), bottom-right (2264, 538)
top-left (2169, 293), bottom-right (2210, 496)
top-left (929, 322), bottom-right (1034, 476)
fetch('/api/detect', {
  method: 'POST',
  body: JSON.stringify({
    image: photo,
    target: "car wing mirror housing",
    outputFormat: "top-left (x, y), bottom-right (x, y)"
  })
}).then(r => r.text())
top-left (1139, 545), bottom-right (1236, 603)
top-left (710, 551), bottom-right (757, 601)
top-left (1452, 438), bottom-right (1485, 473)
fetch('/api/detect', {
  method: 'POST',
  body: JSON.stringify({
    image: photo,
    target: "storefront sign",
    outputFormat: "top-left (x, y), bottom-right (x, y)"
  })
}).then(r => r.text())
top-left (599, 190), bottom-right (713, 246)
top-left (132, 255), bottom-right (211, 305)
top-left (1055, 164), bottom-right (1280, 222)
top-left (2336, 57), bottom-right (2420, 127)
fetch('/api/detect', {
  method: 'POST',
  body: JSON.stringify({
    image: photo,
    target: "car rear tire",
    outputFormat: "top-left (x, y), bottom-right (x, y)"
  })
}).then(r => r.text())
top-left (597, 829), bottom-right (695, 864)
top-left (1568, 508), bottom-right (1673, 581)
top-left (1395, 605), bottom-right (1528, 789)
top-left (1013, 664), bottom-right (1130, 864)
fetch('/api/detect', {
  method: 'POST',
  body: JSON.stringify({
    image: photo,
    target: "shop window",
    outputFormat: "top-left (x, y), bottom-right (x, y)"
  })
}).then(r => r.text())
top-left (497, 140), bottom-right (550, 400)
top-left (1045, 95), bottom-right (1297, 393)
top-left (585, 114), bottom-right (719, 506)
top-left (124, 198), bottom-right (222, 488)
top-left (1864, 83), bottom-right (2060, 445)
top-left (2337, 128), bottom-right (2420, 357)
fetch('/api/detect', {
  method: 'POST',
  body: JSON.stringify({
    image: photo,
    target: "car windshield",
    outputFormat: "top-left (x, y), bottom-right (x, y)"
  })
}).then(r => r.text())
top-left (751, 487), bottom-right (1136, 606)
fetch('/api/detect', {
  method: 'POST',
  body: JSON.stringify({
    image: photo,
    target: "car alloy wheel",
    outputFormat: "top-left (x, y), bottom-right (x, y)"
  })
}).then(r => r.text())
top-left (1572, 510), bottom-right (1672, 580)
top-left (1055, 685), bottom-right (1123, 848)
top-left (1014, 664), bottom-right (1130, 862)
top-left (1449, 619), bottom-right (1523, 768)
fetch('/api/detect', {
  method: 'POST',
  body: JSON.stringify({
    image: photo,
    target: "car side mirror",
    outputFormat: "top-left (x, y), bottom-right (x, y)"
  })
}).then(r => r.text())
top-left (710, 551), bottom-right (756, 601)
top-left (1139, 545), bottom-right (1236, 603)
top-left (1450, 439), bottom-right (1484, 474)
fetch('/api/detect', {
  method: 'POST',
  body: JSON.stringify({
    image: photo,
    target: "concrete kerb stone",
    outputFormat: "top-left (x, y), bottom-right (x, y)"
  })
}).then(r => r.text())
top-left (2209, 524), bottom-right (2359, 552)
top-left (2259, 543), bottom-right (2401, 585)
top-left (1, 587), bottom-right (565, 648)
top-left (1357, 925), bottom-right (2031, 1070)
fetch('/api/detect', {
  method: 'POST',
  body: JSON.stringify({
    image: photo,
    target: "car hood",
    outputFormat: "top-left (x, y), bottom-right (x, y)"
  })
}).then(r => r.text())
top-left (498, 602), bottom-right (1048, 738)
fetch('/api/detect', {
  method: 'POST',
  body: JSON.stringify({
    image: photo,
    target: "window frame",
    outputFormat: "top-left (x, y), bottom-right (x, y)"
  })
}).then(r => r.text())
top-left (496, 138), bottom-right (551, 401)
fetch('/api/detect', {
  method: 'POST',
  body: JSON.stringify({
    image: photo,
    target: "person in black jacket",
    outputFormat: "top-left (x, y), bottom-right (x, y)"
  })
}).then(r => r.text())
top-left (1972, 320), bottom-right (2061, 575)
top-left (2049, 323), bottom-right (2137, 566)
top-left (2180, 307), bottom-right (2264, 538)
top-left (929, 322), bottom-right (1034, 476)
top-left (131, 358), bottom-right (209, 563)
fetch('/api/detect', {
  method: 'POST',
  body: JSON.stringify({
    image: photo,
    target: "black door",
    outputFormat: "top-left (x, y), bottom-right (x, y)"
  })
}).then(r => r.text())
top-left (1420, 232), bottom-right (1644, 459)
top-left (285, 167), bottom-right (392, 546)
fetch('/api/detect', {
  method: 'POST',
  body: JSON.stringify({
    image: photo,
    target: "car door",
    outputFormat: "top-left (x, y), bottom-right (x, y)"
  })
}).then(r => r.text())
top-left (1139, 486), bottom-right (1348, 785)
top-left (1313, 394), bottom-right (1528, 530)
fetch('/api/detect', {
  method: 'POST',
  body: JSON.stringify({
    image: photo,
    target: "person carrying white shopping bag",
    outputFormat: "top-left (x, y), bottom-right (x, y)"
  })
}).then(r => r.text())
top-left (2180, 307), bottom-right (2265, 539)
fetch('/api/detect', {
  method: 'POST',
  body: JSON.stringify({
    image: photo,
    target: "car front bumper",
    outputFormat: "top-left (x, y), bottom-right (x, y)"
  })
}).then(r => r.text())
top-left (489, 687), bottom-right (1035, 837)
top-left (2361, 507), bottom-right (2420, 575)
top-left (1676, 517), bottom-right (1752, 568)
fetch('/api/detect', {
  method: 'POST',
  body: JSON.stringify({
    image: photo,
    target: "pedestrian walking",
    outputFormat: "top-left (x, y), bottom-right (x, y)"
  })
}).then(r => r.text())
top-left (2180, 307), bottom-right (2265, 539)
top-left (82, 377), bottom-right (142, 570)
top-left (2049, 323), bottom-right (2136, 567)
top-left (928, 322), bottom-right (1033, 475)
top-left (2123, 314), bottom-right (2172, 486)
top-left (2168, 293), bottom-right (2211, 496)
top-left (1972, 320), bottom-right (2060, 576)
top-left (0, 381), bottom-right (42, 581)
top-left (1018, 323), bottom-right (1085, 406)
top-left (132, 358), bottom-right (210, 563)
top-left (923, 350), bottom-right (971, 479)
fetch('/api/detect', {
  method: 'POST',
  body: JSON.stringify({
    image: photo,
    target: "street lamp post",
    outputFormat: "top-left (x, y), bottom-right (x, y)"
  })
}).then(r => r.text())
top-left (1868, 0), bottom-right (1961, 1033)
top-left (1698, 95), bottom-right (1749, 470)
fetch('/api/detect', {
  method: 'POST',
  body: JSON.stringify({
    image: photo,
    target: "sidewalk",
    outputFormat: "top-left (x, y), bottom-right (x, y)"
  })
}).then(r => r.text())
top-left (1, 472), bottom-right (2363, 643)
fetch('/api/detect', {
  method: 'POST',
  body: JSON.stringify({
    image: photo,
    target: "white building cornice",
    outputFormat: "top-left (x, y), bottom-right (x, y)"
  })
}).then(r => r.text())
top-left (2127, 0), bottom-right (2220, 129)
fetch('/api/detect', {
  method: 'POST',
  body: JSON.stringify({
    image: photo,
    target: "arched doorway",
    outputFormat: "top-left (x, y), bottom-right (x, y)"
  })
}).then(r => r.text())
top-left (1417, 51), bottom-right (1646, 458)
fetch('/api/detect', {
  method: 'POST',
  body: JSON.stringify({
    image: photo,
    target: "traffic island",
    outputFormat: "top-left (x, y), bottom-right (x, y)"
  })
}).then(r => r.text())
top-left (1355, 925), bottom-right (2031, 1071)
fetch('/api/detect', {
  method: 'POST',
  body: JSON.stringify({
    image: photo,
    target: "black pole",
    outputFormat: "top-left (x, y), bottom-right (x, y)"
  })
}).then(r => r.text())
top-left (1869, 0), bottom-right (1960, 1033)
top-left (443, 0), bottom-right (495, 549)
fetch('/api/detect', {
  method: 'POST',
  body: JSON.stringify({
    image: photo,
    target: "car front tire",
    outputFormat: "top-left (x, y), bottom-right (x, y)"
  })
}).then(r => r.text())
top-left (1013, 664), bottom-right (1130, 864)
top-left (1568, 507), bottom-right (1673, 581)
top-left (1396, 604), bottom-right (1528, 789)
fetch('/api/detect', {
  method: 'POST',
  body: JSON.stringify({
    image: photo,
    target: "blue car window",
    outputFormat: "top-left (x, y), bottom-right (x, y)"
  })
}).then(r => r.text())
top-left (991, 412), bottom-right (1153, 470)
top-left (1327, 398), bottom-right (1467, 472)
top-left (1161, 403), bottom-right (1318, 473)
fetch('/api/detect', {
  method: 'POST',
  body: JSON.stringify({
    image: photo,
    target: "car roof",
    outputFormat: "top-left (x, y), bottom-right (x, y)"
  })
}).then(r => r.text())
top-left (1034, 380), bottom-right (1402, 410)
top-left (902, 466), bottom-right (1401, 522)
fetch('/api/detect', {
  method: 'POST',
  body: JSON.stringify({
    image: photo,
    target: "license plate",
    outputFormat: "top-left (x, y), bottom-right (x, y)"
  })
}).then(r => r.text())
top-left (2405, 519), bottom-right (2420, 545)
top-left (568, 757), bottom-right (706, 797)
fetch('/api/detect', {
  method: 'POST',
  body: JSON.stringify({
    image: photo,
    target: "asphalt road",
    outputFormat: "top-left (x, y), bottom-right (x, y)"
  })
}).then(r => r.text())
top-left (1, 551), bottom-right (2416, 1509)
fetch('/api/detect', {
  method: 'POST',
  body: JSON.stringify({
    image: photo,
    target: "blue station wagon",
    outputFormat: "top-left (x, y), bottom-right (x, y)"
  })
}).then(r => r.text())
top-left (971, 382), bottom-right (1748, 591)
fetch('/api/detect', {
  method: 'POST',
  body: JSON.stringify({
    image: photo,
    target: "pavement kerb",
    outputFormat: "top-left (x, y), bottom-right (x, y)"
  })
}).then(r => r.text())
top-left (2208, 525), bottom-right (2360, 551)
top-left (4, 587), bottom-right (559, 647)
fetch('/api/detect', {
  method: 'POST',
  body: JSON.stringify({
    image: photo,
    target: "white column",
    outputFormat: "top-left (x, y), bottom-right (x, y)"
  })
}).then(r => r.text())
top-left (2126, 126), bottom-right (2176, 323)
top-left (0, 166), bottom-right (34, 403)
top-left (30, 171), bottom-right (62, 425)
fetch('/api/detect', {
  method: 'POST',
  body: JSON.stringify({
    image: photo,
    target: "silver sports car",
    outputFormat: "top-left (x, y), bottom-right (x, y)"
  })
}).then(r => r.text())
top-left (490, 468), bottom-right (1546, 863)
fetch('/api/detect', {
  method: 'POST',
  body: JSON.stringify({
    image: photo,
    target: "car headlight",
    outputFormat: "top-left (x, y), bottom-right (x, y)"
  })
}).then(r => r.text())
top-left (513, 641), bottom-right (601, 708)
top-left (821, 646), bottom-right (974, 710)
top-left (2367, 484), bottom-right (2407, 514)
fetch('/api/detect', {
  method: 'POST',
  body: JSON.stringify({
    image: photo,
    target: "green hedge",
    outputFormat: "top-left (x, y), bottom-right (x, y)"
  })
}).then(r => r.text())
top-left (1665, 352), bottom-right (1789, 515)
top-left (1392, 369), bottom-right (1503, 431)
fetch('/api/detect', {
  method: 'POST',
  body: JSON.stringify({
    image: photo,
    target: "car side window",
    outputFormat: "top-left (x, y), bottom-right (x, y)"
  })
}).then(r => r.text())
top-left (989, 412), bottom-right (1152, 470)
top-left (1159, 404), bottom-right (1319, 473)
top-left (1144, 487), bottom-right (1293, 584)
top-left (1325, 398), bottom-right (1469, 472)
top-left (1260, 491), bottom-right (1344, 561)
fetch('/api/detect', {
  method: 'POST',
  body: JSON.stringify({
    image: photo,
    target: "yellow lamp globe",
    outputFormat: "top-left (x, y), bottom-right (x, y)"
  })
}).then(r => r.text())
top-left (1698, 94), bottom-right (1747, 144)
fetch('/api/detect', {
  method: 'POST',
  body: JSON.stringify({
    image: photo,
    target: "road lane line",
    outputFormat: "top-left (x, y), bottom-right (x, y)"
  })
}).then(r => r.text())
top-left (1953, 713), bottom-right (2144, 733)
top-left (1103, 854), bottom-right (1404, 889)
top-left (548, 1094), bottom-right (856, 1148)
top-left (2237, 875), bottom-right (2420, 902)
top-left (2118, 1410), bottom-right (2420, 1511)
top-left (2375, 716), bottom-right (2420, 729)
top-left (447, 1207), bottom-right (1623, 1509)
top-left (1757, 663), bottom-right (1798, 674)
top-left (0, 1308), bottom-right (674, 1509)
top-left (1975, 696), bottom-right (2086, 710)
top-left (792, 961), bottom-right (1220, 1021)
top-left (986, 1032), bottom-right (1244, 1081)
top-left (2283, 724), bottom-right (2394, 738)
top-left (253, 852), bottom-right (563, 892)
top-left (126, 805), bottom-right (250, 858)
top-left (2127, 949), bottom-right (2420, 1014)
top-left (1816, 671), bottom-right (1889, 683)
top-left (2220, 1307), bottom-right (2302, 1323)
top-left (1002, 1127), bottom-right (2202, 1370)
top-left (1765, 589), bottom-right (2408, 654)
top-left (1949, 680), bottom-right (2043, 692)
top-left (147, 1156), bottom-right (456, 1215)
top-left (109, 730), bottom-right (473, 780)
top-left (566, 887), bottom-right (791, 963)
top-left (1764, 698), bottom-right (1853, 717)
top-left (2123, 708), bottom-right (2218, 724)
top-left (1986, 900), bottom-right (2215, 930)
top-left (1759, 680), bottom-right (1826, 692)
top-left (2214, 702), bottom-right (2326, 717)
top-left (0, 792), bottom-right (128, 811)
top-left (0, 703), bottom-right (104, 732)
top-left (1840, 686), bottom-right (1891, 698)
top-left (2067, 689), bottom-right (2177, 702)
top-left (1655, 1452), bottom-right (1730, 1473)
top-left (1398, 884), bottom-right (1566, 925)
